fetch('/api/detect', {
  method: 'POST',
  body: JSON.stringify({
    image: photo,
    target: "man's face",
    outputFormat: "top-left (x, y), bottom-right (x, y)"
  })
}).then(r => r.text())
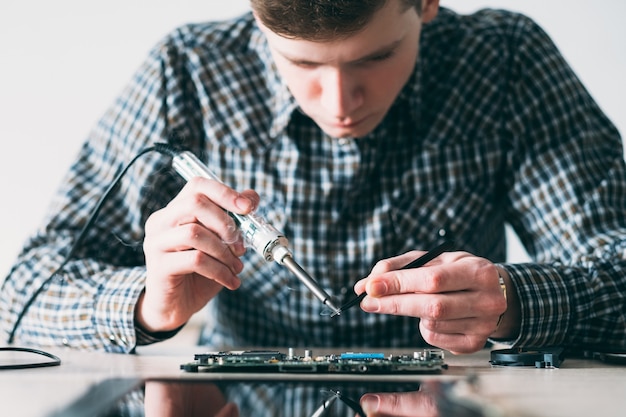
top-left (257, 0), bottom-right (423, 138)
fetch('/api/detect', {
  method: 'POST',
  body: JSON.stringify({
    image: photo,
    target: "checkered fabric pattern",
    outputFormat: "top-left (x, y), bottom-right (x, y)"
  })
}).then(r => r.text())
top-left (2, 8), bottom-right (625, 352)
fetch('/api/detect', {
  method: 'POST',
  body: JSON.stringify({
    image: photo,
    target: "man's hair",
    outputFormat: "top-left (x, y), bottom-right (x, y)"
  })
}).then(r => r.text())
top-left (251, 0), bottom-right (423, 41)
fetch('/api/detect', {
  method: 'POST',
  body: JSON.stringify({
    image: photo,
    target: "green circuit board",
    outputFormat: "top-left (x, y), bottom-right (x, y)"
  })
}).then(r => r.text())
top-left (181, 348), bottom-right (447, 374)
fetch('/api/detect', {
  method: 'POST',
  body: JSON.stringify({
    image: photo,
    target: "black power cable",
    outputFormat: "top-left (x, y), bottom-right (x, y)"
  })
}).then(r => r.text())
top-left (7, 143), bottom-right (180, 344)
top-left (0, 347), bottom-right (61, 370)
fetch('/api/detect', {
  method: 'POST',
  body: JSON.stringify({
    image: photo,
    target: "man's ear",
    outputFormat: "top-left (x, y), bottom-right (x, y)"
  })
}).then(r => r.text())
top-left (421, 0), bottom-right (440, 23)
top-left (252, 11), bottom-right (268, 34)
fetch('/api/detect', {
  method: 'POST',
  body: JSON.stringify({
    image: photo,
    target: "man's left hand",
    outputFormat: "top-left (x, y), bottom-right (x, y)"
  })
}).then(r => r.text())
top-left (354, 250), bottom-right (511, 354)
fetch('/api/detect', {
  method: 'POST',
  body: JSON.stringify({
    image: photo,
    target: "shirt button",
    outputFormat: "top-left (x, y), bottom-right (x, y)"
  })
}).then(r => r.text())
top-left (62, 338), bottom-right (69, 346)
top-left (337, 138), bottom-right (350, 146)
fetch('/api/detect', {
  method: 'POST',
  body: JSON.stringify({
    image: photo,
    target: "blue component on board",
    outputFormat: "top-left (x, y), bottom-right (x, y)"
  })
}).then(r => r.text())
top-left (340, 352), bottom-right (385, 360)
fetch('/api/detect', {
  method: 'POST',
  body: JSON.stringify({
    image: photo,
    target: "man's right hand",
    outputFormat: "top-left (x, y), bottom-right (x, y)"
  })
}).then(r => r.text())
top-left (137, 176), bottom-right (259, 333)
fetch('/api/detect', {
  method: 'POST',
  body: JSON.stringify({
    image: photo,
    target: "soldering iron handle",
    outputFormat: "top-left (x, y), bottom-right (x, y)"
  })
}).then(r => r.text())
top-left (171, 151), bottom-right (290, 263)
top-left (169, 150), bottom-right (340, 315)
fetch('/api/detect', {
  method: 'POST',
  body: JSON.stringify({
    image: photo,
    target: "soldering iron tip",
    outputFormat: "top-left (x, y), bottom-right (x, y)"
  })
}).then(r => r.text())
top-left (325, 299), bottom-right (342, 317)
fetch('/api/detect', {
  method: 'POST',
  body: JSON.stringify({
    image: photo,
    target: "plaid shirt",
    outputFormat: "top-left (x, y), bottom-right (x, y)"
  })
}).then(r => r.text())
top-left (2, 8), bottom-right (625, 353)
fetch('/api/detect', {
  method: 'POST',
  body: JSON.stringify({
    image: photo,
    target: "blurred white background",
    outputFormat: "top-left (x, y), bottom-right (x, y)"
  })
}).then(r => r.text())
top-left (1, 1), bottom-right (624, 276)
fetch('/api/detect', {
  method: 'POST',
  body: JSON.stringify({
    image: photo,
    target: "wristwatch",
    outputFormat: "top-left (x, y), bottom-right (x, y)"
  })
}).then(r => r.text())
top-left (496, 271), bottom-right (507, 328)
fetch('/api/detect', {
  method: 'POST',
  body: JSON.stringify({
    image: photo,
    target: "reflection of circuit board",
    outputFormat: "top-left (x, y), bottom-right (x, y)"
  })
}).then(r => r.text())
top-left (181, 349), bottom-right (447, 374)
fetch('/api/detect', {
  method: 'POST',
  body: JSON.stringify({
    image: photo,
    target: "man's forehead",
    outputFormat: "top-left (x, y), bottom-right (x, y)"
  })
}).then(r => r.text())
top-left (262, 1), bottom-right (420, 65)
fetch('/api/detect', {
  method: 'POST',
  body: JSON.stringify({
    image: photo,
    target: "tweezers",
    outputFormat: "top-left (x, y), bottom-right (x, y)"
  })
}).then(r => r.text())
top-left (331, 240), bottom-right (455, 317)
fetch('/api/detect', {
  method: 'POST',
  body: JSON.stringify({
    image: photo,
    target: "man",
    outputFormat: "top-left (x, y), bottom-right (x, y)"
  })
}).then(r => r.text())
top-left (2, 0), bottom-right (625, 355)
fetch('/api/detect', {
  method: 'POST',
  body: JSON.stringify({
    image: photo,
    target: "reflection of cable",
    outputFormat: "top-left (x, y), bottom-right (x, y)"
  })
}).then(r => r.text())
top-left (7, 145), bottom-right (169, 344)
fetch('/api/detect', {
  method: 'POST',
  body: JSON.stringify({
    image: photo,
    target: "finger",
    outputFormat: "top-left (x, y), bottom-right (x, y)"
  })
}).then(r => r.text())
top-left (420, 317), bottom-right (500, 337)
top-left (183, 176), bottom-right (256, 215)
top-left (361, 391), bottom-right (438, 417)
top-left (215, 403), bottom-right (240, 417)
top-left (145, 224), bottom-right (243, 290)
top-left (147, 195), bottom-right (246, 256)
top-left (368, 251), bottom-right (428, 275)
top-left (356, 250), bottom-right (459, 294)
top-left (360, 292), bottom-right (500, 321)
top-left (368, 248), bottom-right (459, 276)
top-left (165, 191), bottom-right (243, 246)
top-left (151, 249), bottom-right (241, 290)
top-left (419, 322), bottom-right (489, 354)
top-left (239, 189), bottom-right (260, 211)
top-left (146, 222), bottom-right (244, 274)
top-left (366, 266), bottom-right (463, 297)
top-left (367, 256), bottom-right (500, 297)
top-left (353, 279), bottom-right (367, 295)
top-left (162, 222), bottom-right (243, 268)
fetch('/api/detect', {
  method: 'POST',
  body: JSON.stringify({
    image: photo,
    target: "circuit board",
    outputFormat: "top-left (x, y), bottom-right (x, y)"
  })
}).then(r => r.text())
top-left (180, 348), bottom-right (447, 374)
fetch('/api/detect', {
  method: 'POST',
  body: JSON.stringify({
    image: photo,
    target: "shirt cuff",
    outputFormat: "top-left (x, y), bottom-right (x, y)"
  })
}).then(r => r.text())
top-left (494, 263), bottom-right (572, 347)
top-left (134, 319), bottom-right (185, 345)
top-left (93, 266), bottom-right (147, 352)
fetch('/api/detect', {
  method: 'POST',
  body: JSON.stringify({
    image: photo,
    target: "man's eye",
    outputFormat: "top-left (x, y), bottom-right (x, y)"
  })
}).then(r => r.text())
top-left (368, 51), bottom-right (395, 62)
top-left (291, 60), bottom-right (318, 68)
top-left (353, 51), bottom-right (396, 68)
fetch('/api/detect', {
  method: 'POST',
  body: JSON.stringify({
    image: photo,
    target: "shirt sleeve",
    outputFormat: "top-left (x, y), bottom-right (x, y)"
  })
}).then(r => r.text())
top-left (0, 30), bottom-right (204, 352)
top-left (496, 14), bottom-right (626, 349)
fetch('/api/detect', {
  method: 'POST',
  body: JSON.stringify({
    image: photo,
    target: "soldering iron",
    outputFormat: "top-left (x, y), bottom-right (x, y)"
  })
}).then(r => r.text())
top-left (6, 143), bottom-right (341, 344)
top-left (171, 149), bottom-right (341, 315)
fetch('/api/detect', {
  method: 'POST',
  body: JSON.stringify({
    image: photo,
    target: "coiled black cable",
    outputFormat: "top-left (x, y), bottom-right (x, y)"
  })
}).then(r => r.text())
top-left (0, 346), bottom-right (61, 370)
top-left (7, 142), bottom-right (181, 344)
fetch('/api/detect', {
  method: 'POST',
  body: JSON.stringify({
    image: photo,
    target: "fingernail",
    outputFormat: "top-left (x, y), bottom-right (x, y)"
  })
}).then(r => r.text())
top-left (368, 281), bottom-right (388, 296)
top-left (229, 276), bottom-right (241, 290)
top-left (231, 258), bottom-right (244, 274)
top-left (360, 296), bottom-right (380, 312)
top-left (361, 394), bottom-right (380, 413)
top-left (230, 240), bottom-right (246, 256)
top-left (235, 195), bottom-right (252, 211)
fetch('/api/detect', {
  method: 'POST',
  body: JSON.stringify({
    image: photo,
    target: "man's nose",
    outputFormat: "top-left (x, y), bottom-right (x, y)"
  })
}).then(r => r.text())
top-left (319, 68), bottom-right (363, 118)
